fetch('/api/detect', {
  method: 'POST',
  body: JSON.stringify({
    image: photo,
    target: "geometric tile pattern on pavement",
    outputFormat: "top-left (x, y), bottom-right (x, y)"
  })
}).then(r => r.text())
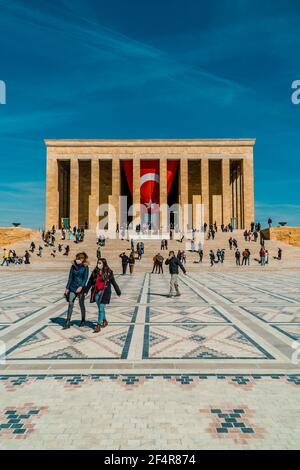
top-left (143, 324), bottom-right (273, 360)
top-left (271, 324), bottom-right (300, 341)
top-left (1, 271), bottom-right (300, 368)
top-left (6, 324), bottom-right (133, 360)
top-left (1, 270), bottom-right (300, 449)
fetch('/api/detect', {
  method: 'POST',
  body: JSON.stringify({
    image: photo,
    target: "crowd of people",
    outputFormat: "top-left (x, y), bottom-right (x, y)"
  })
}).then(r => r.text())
top-left (0, 218), bottom-right (288, 335)
top-left (0, 248), bottom-right (30, 265)
top-left (0, 218), bottom-right (284, 274)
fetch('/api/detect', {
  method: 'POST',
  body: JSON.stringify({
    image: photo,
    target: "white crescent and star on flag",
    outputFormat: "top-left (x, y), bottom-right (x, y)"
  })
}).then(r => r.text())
top-left (140, 173), bottom-right (160, 187)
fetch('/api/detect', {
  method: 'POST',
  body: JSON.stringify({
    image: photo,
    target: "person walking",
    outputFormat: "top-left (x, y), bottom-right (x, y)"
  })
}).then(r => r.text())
top-left (209, 250), bottom-right (215, 267)
top-left (268, 218), bottom-right (272, 228)
top-left (242, 249), bottom-right (248, 266)
top-left (64, 245), bottom-right (70, 256)
top-left (64, 252), bottom-right (89, 329)
top-left (119, 252), bottom-right (129, 275)
top-left (137, 244), bottom-right (143, 260)
top-left (1, 248), bottom-right (9, 266)
top-left (156, 253), bottom-right (164, 274)
top-left (242, 248), bottom-right (251, 266)
top-left (259, 246), bottom-right (266, 266)
top-left (85, 258), bottom-right (121, 333)
top-left (96, 246), bottom-right (101, 259)
top-left (24, 250), bottom-right (31, 264)
top-left (152, 254), bottom-right (158, 273)
top-left (265, 249), bottom-right (269, 265)
top-left (246, 248), bottom-right (251, 266)
top-left (165, 251), bottom-right (186, 297)
top-left (197, 241), bottom-right (203, 263)
top-left (129, 251), bottom-right (135, 275)
top-left (235, 249), bottom-right (241, 266)
top-left (177, 250), bottom-right (183, 263)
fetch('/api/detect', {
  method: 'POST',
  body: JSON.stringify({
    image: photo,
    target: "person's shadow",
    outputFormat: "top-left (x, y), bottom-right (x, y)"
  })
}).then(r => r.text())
top-left (50, 317), bottom-right (95, 330)
top-left (150, 293), bottom-right (170, 298)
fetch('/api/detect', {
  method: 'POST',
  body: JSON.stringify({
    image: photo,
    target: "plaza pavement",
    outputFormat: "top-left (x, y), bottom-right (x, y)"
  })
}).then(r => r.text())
top-left (0, 232), bottom-right (300, 449)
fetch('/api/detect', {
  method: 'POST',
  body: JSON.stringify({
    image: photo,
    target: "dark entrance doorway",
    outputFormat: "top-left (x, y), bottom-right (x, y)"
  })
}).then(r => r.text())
top-left (120, 161), bottom-right (133, 228)
top-left (167, 162), bottom-right (180, 230)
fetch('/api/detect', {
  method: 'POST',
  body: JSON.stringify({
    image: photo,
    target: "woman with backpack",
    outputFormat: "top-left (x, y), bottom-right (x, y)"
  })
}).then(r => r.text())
top-left (85, 257), bottom-right (121, 333)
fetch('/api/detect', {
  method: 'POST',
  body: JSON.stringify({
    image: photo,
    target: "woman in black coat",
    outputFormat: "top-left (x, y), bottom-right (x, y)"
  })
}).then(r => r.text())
top-left (85, 258), bottom-right (121, 333)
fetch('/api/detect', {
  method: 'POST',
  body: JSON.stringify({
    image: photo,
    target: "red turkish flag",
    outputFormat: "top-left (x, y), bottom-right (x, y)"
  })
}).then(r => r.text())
top-left (140, 160), bottom-right (160, 207)
top-left (121, 161), bottom-right (133, 196)
top-left (167, 161), bottom-right (179, 195)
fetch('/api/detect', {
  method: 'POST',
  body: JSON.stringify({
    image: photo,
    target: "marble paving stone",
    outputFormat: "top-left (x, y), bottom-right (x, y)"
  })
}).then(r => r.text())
top-left (241, 306), bottom-right (300, 323)
top-left (147, 305), bottom-right (229, 324)
top-left (6, 324), bottom-right (134, 360)
top-left (1, 270), bottom-right (300, 449)
top-left (0, 374), bottom-right (299, 450)
top-left (143, 324), bottom-right (273, 360)
top-left (271, 324), bottom-right (300, 341)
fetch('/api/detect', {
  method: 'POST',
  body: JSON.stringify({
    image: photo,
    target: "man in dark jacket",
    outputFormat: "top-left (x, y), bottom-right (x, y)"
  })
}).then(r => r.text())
top-left (165, 251), bottom-right (186, 297)
top-left (119, 252), bottom-right (129, 275)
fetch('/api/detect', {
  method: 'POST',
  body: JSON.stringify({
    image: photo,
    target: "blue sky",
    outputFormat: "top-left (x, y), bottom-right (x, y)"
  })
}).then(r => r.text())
top-left (0, 0), bottom-right (300, 228)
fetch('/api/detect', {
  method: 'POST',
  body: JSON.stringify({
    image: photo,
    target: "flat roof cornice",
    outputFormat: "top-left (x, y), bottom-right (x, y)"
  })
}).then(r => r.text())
top-left (45, 138), bottom-right (256, 147)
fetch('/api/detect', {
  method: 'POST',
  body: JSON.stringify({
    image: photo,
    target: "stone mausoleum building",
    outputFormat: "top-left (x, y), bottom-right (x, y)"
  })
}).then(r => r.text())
top-left (45, 139), bottom-right (255, 231)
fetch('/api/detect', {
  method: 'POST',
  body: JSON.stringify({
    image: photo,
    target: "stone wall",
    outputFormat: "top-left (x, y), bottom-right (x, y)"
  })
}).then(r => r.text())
top-left (261, 227), bottom-right (300, 248)
top-left (0, 228), bottom-right (37, 248)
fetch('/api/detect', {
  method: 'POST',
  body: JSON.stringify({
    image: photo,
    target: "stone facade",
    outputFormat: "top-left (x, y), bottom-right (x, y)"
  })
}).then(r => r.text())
top-left (261, 227), bottom-right (300, 248)
top-left (45, 139), bottom-right (255, 230)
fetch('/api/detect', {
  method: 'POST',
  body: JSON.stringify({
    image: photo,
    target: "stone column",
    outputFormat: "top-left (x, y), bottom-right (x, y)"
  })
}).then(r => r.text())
top-left (192, 195), bottom-right (202, 228)
top-left (180, 158), bottom-right (189, 231)
top-left (201, 159), bottom-right (209, 225)
top-left (159, 159), bottom-right (167, 231)
top-left (89, 159), bottom-right (100, 231)
top-left (45, 155), bottom-right (59, 229)
top-left (70, 158), bottom-right (79, 228)
top-left (109, 158), bottom-right (120, 230)
top-left (222, 159), bottom-right (231, 227)
top-left (132, 158), bottom-right (140, 223)
top-left (243, 157), bottom-right (254, 229)
top-left (236, 163), bottom-right (242, 229)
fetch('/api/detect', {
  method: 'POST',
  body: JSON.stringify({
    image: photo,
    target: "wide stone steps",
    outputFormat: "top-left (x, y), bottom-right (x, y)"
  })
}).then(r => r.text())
top-left (2, 228), bottom-right (300, 271)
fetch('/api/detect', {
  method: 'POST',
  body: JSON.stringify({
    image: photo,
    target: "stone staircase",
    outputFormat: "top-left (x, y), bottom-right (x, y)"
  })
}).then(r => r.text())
top-left (1, 228), bottom-right (300, 272)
